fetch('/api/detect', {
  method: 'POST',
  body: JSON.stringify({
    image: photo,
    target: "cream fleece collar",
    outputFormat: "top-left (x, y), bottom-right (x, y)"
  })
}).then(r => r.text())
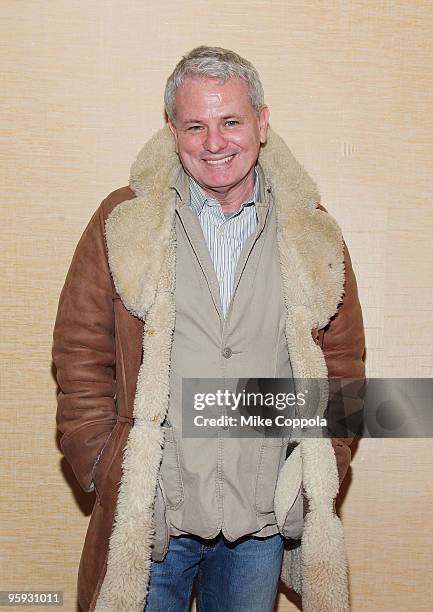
top-left (105, 125), bottom-right (344, 330)
top-left (129, 124), bottom-right (319, 207)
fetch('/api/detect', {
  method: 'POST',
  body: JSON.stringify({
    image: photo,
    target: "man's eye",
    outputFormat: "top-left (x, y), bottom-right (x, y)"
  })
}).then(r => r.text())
top-left (188, 125), bottom-right (203, 132)
top-left (225, 120), bottom-right (239, 127)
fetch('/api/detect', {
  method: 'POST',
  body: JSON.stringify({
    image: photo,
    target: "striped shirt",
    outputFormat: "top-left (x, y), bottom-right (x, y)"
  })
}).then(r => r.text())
top-left (189, 170), bottom-right (259, 316)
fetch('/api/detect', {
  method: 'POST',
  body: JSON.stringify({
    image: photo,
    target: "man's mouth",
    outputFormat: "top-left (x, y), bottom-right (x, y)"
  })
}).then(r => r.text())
top-left (203, 154), bottom-right (235, 165)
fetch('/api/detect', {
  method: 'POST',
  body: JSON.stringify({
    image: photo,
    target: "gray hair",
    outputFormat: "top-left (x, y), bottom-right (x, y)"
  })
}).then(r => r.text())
top-left (164, 46), bottom-right (264, 122)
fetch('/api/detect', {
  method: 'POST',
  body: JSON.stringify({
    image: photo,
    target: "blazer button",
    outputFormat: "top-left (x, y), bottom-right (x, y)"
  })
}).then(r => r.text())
top-left (222, 347), bottom-right (233, 359)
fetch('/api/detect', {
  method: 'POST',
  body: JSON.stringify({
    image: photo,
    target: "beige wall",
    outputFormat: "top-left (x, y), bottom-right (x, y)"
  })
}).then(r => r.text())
top-left (1, 1), bottom-right (432, 610)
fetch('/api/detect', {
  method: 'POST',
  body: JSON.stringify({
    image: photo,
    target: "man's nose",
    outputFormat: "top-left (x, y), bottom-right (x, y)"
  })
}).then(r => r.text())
top-left (203, 127), bottom-right (228, 152)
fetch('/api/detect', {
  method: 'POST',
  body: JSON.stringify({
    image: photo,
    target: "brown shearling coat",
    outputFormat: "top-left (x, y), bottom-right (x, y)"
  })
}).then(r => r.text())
top-left (53, 126), bottom-right (365, 612)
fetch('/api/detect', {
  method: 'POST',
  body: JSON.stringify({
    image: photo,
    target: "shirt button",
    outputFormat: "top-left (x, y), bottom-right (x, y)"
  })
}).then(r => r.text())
top-left (222, 347), bottom-right (232, 359)
top-left (218, 276), bottom-right (223, 283)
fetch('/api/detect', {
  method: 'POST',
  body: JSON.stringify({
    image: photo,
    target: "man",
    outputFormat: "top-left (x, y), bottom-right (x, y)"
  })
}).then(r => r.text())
top-left (53, 46), bottom-right (365, 612)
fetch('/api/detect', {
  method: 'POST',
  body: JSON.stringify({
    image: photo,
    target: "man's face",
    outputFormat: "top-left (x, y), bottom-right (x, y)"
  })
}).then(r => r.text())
top-left (168, 77), bottom-right (269, 200)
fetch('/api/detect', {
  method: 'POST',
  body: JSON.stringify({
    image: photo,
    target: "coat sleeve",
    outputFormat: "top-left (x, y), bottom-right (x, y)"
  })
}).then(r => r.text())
top-left (321, 239), bottom-right (366, 488)
top-left (52, 201), bottom-right (118, 493)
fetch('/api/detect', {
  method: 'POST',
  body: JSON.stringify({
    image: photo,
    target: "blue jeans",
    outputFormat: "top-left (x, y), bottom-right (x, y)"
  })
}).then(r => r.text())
top-left (144, 532), bottom-right (284, 612)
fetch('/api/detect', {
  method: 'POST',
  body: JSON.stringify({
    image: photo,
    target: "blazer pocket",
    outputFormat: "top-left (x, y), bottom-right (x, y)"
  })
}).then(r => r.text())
top-left (160, 426), bottom-right (184, 510)
top-left (151, 477), bottom-right (170, 562)
top-left (280, 485), bottom-right (303, 540)
top-left (274, 442), bottom-right (303, 538)
top-left (254, 438), bottom-right (287, 514)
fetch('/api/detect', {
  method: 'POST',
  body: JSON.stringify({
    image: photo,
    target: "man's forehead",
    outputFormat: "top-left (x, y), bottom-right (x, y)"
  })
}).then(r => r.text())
top-left (175, 77), bottom-right (252, 115)
top-left (176, 76), bottom-right (248, 98)
top-left (203, 91), bottom-right (223, 103)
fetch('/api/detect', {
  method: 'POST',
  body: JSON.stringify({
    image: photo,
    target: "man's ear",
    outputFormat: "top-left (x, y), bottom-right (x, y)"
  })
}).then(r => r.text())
top-left (258, 105), bottom-right (270, 144)
top-left (168, 119), bottom-right (178, 153)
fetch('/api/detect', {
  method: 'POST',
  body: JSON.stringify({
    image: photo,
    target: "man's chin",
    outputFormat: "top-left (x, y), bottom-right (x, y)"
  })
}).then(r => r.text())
top-left (199, 181), bottom-right (240, 196)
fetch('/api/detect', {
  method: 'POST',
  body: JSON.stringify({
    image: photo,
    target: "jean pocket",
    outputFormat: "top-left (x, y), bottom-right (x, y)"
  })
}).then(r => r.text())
top-left (160, 426), bottom-right (184, 510)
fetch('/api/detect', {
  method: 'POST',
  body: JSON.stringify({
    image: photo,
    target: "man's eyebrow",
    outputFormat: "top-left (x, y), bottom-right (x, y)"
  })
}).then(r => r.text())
top-left (182, 115), bottom-right (245, 124)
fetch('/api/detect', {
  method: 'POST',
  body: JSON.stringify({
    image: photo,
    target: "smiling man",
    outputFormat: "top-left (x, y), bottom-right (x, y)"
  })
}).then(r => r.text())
top-left (167, 76), bottom-right (269, 211)
top-left (53, 47), bottom-right (365, 612)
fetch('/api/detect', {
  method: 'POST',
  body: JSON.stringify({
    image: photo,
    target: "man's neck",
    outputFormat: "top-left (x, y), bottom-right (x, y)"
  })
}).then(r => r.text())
top-left (196, 169), bottom-right (256, 213)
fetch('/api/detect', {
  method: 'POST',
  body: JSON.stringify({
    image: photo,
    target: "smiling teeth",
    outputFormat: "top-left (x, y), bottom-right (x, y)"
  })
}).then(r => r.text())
top-left (205, 155), bottom-right (234, 165)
